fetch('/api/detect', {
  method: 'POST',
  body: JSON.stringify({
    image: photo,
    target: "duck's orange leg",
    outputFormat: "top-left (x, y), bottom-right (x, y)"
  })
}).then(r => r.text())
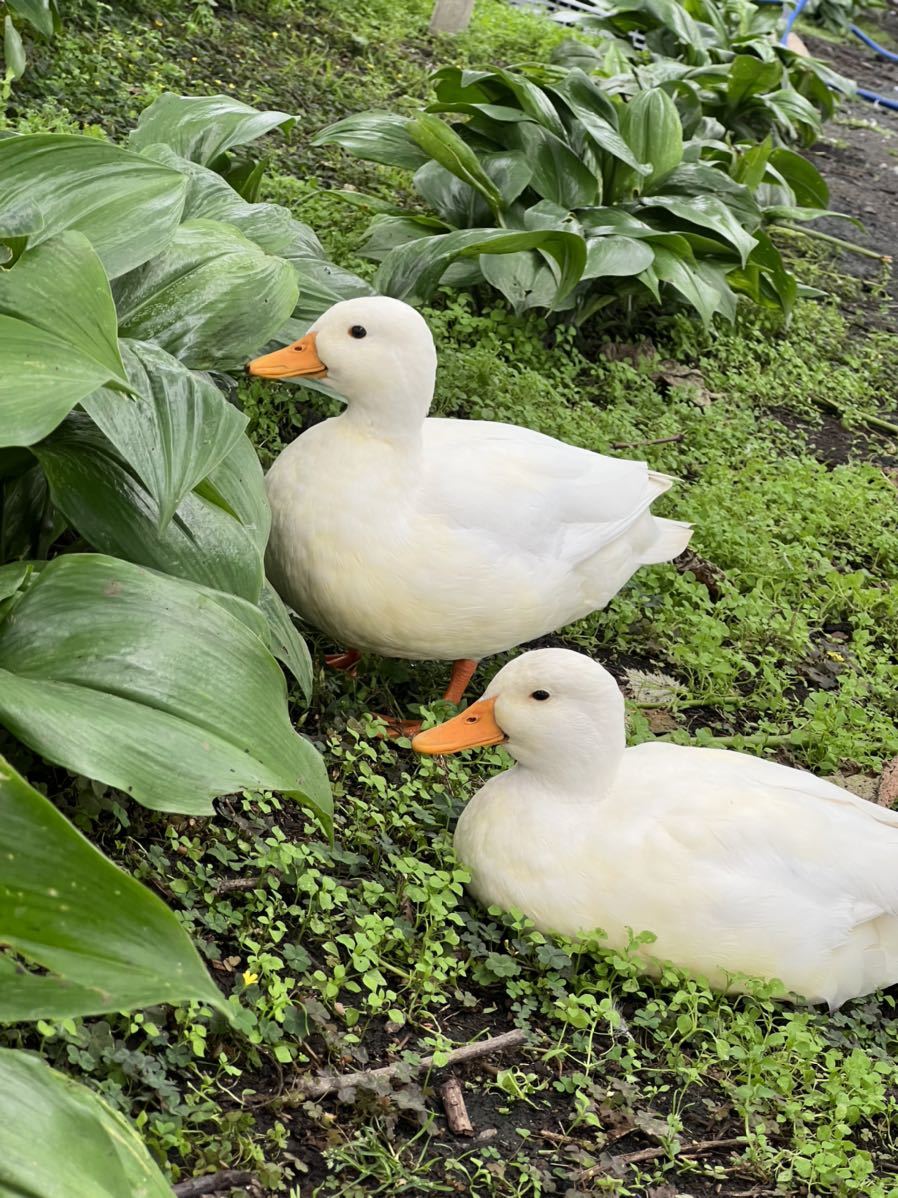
top-left (377, 658), bottom-right (480, 740)
top-left (324, 648), bottom-right (361, 675)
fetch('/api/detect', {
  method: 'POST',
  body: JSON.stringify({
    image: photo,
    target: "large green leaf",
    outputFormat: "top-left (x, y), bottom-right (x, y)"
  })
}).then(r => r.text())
top-left (0, 755), bottom-right (226, 1020)
top-left (546, 70), bottom-right (647, 173)
top-left (0, 134), bottom-right (187, 277)
top-left (4, 16), bottom-right (27, 79)
top-left (0, 554), bottom-right (333, 823)
top-left (114, 219), bottom-right (298, 369)
top-left (0, 233), bottom-right (128, 449)
top-left (641, 194), bottom-right (757, 264)
top-left (141, 142), bottom-right (323, 257)
top-left (34, 416), bottom-right (265, 602)
top-left (7, 0), bottom-right (55, 36)
top-left (768, 146), bottom-right (828, 209)
top-left (375, 226), bottom-right (586, 308)
top-left (313, 111), bottom-right (431, 170)
top-left (726, 55), bottom-right (784, 107)
top-left (507, 121), bottom-right (598, 209)
top-left (583, 235), bottom-right (655, 280)
top-left (480, 250), bottom-right (559, 313)
top-left (259, 582), bottom-right (313, 701)
top-left (82, 340), bottom-right (247, 530)
top-left (0, 1049), bottom-right (175, 1198)
top-left (129, 92), bottom-right (294, 164)
top-left (407, 112), bottom-right (503, 213)
top-left (616, 88), bottom-right (683, 195)
top-left (650, 244), bottom-right (725, 326)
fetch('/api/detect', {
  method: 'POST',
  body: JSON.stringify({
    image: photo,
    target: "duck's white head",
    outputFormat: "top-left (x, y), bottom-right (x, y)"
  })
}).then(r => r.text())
top-left (413, 649), bottom-right (626, 794)
top-left (247, 296), bottom-right (437, 431)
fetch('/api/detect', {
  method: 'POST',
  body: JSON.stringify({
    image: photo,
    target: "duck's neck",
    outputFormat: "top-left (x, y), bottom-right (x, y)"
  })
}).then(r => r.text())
top-left (336, 368), bottom-right (433, 446)
top-left (508, 722), bottom-right (626, 803)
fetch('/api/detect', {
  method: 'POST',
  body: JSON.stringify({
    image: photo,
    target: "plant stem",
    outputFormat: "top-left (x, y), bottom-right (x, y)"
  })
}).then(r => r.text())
top-left (775, 222), bottom-right (889, 261)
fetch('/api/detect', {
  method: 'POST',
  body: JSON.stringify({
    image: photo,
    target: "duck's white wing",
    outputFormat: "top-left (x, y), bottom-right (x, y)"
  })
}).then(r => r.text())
top-left (626, 743), bottom-right (898, 1005)
top-left (421, 418), bottom-right (680, 564)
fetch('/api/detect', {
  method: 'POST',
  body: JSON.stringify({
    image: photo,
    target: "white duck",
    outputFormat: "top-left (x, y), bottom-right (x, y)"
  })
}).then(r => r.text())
top-left (249, 297), bottom-right (691, 728)
top-left (413, 648), bottom-right (898, 1008)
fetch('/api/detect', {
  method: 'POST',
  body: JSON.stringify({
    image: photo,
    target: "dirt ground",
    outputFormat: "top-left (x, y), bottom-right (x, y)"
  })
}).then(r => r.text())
top-left (806, 12), bottom-right (898, 302)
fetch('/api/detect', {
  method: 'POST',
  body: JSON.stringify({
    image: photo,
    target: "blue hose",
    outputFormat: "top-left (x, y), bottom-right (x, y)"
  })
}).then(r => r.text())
top-left (849, 24), bottom-right (898, 64)
top-left (762, 0), bottom-right (898, 110)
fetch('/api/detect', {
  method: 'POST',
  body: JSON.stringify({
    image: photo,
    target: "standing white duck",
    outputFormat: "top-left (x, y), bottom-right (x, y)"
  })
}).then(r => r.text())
top-left (249, 297), bottom-right (691, 731)
top-left (413, 648), bottom-right (898, 1008)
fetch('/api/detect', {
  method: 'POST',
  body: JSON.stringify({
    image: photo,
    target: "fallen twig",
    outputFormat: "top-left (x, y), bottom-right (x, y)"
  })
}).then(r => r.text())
top-left (214, 873), bottom-right (274, 894)
top-left (440, 1075), bottom-right (475, 1136)
top-left (284, 1028), bottom-right (526, 1103)
top-left (574, 1134), bottom-right (748, 1181)
top-left (611, 433), bottom-right (684, 450)
top-left (172, 1170), bottom-right (255, 1197)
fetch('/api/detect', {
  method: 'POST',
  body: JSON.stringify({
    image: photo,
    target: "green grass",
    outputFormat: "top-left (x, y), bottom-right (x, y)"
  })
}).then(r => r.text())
top-left (5, 1), bottom-right (898, 1195)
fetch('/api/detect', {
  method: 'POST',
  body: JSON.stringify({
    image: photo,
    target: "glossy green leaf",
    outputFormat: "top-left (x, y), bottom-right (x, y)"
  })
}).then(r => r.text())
top-left (0, 754), bottom-right (226, 1020)
top-left (0, 554), bottom-right (333, 823)
top-left (0, 233), bottom-right (128, 449)
top-left (768, 146), bottom-right (828, 209)
top-left (313, 111), bottom-right (430, 170)
top-left (141, 142), bottom-right (324, 257)
top-left (507, 121), bottom-right (598, 209)
top-left (731, 136), bottom-right (773, 191)
top-left (81, 340), bottom-right (247, 530)
top-left (114, 219), bottom-right (298, 370)
top-left (726, 55), bottom-right (783, 106)
top-left (4, 16), bottom-right (26, 79)
top-left (480, 250), bottom-right (559, 312)
top-left (7, 0), bottom-right (54, 36)
top-left (129, 92), bottom-right (294, 164)
top-left (0, 134), bottom-right (187, 277)
top-left (651, 245), bottom-right (724, 326)
top-left (546, 70), bottom-right (647, 173)
top-left (407, 111), bottom-right (502, 212)
top-left (375, 226), bottom-right (586, 309)
top-left (34, 416), bottom-right (265, 602)
top-left (0, 1050), bottom-right (173, 1198)
top-left (259, 582), bottom-right (313, 701)
top-left (617, 88), bottom-right (683, 195)
top-left (583, 235), bottom-right (655, 280)
top-left (641, 194), bottom-right (757, 265)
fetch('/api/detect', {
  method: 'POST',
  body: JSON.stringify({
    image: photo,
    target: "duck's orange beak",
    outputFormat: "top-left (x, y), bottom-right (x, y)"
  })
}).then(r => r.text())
top-left (412, 697), bottom-right (506, 756)
top-left (247, 332), bottom-right (328, 380)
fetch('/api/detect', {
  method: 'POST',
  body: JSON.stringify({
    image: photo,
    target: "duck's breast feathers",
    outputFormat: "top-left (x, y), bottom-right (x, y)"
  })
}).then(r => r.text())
top-left (421, 418), bottom-right (681, 564)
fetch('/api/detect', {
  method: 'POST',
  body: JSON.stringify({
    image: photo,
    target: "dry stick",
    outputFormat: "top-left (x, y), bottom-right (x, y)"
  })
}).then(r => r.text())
top-left (285, 1028), bottom-right (526, 1104)
top-left (440, 1076), bottom-right (475, 1136)
top-left (573, 1135), bottom-right (748, 1182)
top-left (172, 1170), bottom-right (255, 1198)
top-left (611, 433), bottom-right (684, 450)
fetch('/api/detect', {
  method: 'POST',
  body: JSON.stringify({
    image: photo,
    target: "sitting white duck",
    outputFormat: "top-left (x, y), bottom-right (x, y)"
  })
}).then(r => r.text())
top-left (249, 297), bottom-right (690, 730)
top-left (413, 648), bottom-right (898, 1008)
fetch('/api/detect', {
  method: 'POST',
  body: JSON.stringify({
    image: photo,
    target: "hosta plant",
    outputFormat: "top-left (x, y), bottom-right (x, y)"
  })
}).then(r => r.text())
top-left (316, 66), bottom-right (833, 325)
top-left (1, 0), bottom-right (60, 93)
top-left (550, 0), bottom-right (853, 146)
top-left (1, 92), bottom-right (354, 1191)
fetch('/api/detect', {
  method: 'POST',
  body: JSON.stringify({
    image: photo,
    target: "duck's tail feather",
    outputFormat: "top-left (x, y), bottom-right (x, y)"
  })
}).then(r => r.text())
top-left (640, 517), bottom-right (693, 565)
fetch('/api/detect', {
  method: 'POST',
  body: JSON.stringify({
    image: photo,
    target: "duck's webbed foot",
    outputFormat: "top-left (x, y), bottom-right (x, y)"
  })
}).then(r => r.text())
top-left (324, 648), bottom-right (361, 676)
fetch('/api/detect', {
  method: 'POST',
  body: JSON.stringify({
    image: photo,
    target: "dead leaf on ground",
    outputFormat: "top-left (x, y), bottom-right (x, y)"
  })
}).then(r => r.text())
top-left (644, 708), bottom-right (679, 733)
top-left (653, 360), bottom-right (717, 407)
top-left (603, 338), bottom-right (655, 367)
top-left (878, 756), bottom-right (898, 808)
top-left (624, 668), bottom-right (684, 706)
top-left (674, 548), bottom-right (726, 600)
top-left (826, 772), bottom-right (879, 802)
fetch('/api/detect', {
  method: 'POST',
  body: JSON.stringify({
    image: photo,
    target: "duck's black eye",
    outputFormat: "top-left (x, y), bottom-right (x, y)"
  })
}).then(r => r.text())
top-left (349, 325), bottom-right (367, 339)
top-left (531, 689), bottom-right (551, 701)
